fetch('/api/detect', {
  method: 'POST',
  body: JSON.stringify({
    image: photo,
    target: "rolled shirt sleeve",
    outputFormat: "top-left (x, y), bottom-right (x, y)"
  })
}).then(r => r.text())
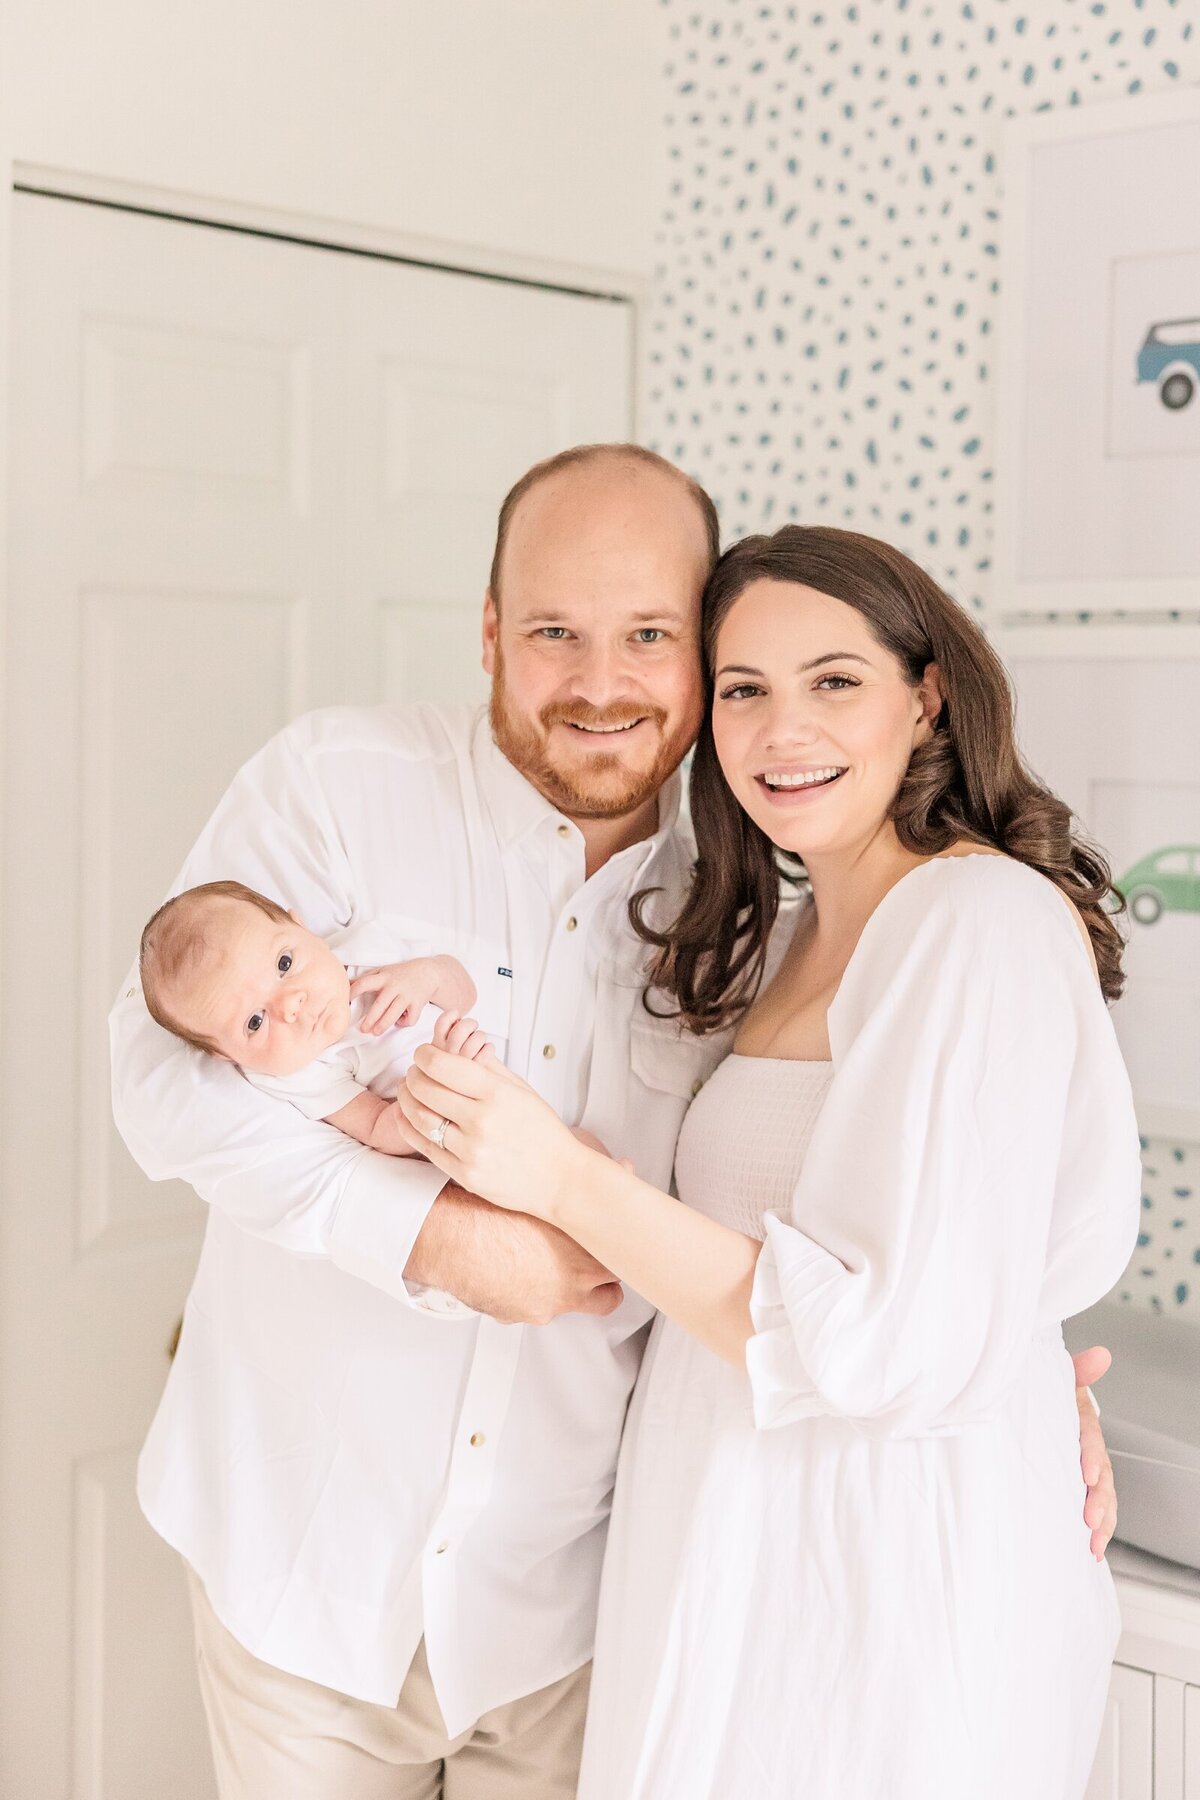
top-left (745, 858), bottom-right (1141, 1440)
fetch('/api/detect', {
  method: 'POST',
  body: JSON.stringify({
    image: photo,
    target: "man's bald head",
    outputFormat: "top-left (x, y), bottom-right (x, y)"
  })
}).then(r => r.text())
top-left (489, 444), bottom-right (720, 611)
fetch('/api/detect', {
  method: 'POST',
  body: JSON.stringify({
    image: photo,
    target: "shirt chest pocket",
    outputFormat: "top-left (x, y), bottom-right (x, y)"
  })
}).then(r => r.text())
top-left (469, 960), bottom-right (513, 1057)
top-left (628, 1012), bottom-right (727, 1102)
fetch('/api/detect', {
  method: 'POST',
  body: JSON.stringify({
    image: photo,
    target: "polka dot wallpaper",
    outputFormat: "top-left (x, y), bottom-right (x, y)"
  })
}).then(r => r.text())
top-left (641, 0), bottom-right (1200, 1317)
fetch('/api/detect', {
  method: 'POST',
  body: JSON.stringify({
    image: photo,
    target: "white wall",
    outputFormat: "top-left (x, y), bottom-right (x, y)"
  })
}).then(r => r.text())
top-left (0, 0), bottom-right (660, 279)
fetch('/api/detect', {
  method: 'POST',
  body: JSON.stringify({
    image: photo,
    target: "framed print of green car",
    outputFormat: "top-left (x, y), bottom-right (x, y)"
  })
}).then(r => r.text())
top-left (1120, 846), bottom-right (1200, 924)
top-left (1136, 317), bottom-right (1200, 411)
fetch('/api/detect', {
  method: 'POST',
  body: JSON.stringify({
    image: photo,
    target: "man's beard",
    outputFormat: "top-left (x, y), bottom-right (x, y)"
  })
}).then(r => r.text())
top-left (489, 651), bottom-right (690, 822)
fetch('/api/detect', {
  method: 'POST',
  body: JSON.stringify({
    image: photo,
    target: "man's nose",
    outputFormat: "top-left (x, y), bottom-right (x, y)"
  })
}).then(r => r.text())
top-left (570, 641), bottom-right (631, 708)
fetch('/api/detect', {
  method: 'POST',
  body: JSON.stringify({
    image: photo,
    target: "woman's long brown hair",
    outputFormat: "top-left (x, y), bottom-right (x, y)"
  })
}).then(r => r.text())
top-left (633, 525), bottom-right (1126, 1031)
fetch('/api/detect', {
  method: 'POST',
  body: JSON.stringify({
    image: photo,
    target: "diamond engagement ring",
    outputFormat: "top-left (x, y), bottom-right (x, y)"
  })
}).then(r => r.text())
top-left (429, 1115), bottom-right (451, 1152)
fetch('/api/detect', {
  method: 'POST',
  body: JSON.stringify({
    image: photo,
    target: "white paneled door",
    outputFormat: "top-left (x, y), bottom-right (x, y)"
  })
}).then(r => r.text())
top-left (0, 190), bottom-right (631, 1799)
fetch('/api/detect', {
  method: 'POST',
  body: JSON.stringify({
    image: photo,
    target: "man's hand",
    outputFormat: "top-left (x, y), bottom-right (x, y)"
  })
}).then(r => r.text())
top-left (1072, 1345), bottom-right (1117, 1561)
top-left (404, 1183), bottom-right (624, 1325)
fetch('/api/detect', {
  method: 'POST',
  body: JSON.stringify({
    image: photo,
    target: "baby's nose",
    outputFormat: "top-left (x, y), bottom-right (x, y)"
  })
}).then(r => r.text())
top-left (281, 988), bottom-right (306, 1023)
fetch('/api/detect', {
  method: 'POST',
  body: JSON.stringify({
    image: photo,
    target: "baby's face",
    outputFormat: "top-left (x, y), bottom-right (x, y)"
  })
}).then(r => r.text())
top-left (170, 902), bottom-right (352, 1076)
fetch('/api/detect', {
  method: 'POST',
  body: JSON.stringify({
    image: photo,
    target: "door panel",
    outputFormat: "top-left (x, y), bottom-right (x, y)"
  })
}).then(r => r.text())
top-left (1185, 1684), bottom-right (1200, 1800)
top-left (1, 189), bottom-right (631, 1798)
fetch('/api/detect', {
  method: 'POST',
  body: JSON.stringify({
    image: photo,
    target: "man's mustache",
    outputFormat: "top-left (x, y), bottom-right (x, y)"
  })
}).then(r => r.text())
top-left (540, 702), bottom-right (666, 732)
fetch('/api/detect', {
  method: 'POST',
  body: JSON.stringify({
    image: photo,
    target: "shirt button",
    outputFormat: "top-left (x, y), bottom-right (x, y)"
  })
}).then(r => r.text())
top-left (470, 1432), bottom-right (486, 1448)
top-left (565, 916), bottom-right (578, 932)
top-left (435, 1541), bottom-right (449, 1555)
top-left (126, 987), bottom-right (137, 999)
top-left (542, 1044), bottom-right (556, 1060)
top-left (557, 823), bottom-right (571, 839)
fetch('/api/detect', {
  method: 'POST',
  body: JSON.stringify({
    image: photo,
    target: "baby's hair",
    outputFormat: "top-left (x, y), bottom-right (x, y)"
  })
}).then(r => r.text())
top-left (139, 879), bottom-right (291, 1056)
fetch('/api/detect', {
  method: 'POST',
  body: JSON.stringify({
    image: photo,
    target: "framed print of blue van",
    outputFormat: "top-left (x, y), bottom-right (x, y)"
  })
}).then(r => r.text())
top-left (995, 88), bottom-right (1200, 627)
top-left (1008, 649), bottom-right (1200, 1144)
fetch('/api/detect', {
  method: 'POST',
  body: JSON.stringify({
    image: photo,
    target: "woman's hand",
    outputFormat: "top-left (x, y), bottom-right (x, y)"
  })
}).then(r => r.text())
top-left (396, 1042), bottom-right (587, 1221)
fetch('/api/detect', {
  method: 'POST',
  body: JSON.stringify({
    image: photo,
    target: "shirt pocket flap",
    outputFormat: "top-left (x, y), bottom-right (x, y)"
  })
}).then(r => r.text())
top-left (629, 1015), bottom-right (727, 1100)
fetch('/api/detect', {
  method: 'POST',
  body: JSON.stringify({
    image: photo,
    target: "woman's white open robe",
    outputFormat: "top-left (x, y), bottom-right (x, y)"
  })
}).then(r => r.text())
top-left (579, 855), bottom-right (1142, 1800)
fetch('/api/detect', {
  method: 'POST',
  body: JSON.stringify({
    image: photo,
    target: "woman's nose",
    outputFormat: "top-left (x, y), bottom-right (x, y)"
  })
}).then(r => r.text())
top-left (762, 699), bottom-right (819, 749)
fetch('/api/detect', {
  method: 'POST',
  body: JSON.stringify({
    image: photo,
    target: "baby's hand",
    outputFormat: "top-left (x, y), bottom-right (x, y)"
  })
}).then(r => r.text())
top-left (432, 1011), bottom-right (497, 1065)
top-left (351, 958), bottom-right (444, 1035)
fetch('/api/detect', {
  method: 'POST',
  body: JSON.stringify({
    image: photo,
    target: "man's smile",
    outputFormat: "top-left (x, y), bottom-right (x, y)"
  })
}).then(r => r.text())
top-left (561, 716), bottom-right (649, 743)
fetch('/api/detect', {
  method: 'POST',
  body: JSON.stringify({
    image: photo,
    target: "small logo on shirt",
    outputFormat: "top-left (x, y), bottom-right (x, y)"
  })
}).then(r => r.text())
top-left (498, 967), bottom-right (513, 979)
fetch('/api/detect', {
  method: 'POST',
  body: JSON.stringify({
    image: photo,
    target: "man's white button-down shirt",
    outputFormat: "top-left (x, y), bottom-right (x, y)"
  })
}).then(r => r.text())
top-left (109, 704), bottom-right (724, 1735)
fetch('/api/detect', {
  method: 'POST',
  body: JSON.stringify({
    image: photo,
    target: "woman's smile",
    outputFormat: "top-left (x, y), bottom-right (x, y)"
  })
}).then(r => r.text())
top-left (755, 764), bottom-right (848, 804)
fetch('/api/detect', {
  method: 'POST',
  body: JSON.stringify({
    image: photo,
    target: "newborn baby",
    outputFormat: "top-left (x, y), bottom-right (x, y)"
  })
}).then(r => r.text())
top-left (138, 878), bottom-right (494, 1156)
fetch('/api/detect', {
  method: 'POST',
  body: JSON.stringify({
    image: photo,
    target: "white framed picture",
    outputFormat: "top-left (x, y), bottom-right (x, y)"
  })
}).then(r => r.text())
top-left (1008, 645), bottom-right (1200, 1143)
top-left (995, 88), bottom-right (1200, 628)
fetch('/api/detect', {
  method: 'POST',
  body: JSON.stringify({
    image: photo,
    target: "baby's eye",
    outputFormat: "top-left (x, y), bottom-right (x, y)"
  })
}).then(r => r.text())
top-left (247, 1012), bottom-right (265, 1035)
top-left (277, 952), bottom-right (293, 974)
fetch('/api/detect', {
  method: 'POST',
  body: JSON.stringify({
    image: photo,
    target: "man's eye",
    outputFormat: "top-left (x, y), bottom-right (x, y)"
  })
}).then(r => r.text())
top-left (635, 629), bottom-right (665, 644)
top-left (538, 627), bottom-right (569, 641)
top-left (277, 952), bottom-right (293, 974)
top-left (247, 1013), bottom-right (265, 1035)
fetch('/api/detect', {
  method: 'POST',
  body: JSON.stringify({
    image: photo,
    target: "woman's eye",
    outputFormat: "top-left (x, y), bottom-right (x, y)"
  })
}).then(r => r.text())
top-left (277, 952), bottom-right (293, 974)
top-left (718, 683), bottom-right (763, 701)
top-left (815, 674), bottom-right (859, 691)
top-left (247, 1013), bottom-right (265, 1035)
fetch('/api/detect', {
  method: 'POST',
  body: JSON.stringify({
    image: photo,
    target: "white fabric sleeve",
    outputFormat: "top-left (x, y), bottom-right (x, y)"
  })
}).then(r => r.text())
top-left (745, 860), bottom-right (1139, 1440)
top-left (108, 718), bottom-right (452, 1312)
top-left (246, 1058), bottom-right (367, 1123)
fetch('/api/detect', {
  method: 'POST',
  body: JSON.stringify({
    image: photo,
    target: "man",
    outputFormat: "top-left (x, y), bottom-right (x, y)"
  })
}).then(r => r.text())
top-left (110, 444), bottom-right (1114, 1798)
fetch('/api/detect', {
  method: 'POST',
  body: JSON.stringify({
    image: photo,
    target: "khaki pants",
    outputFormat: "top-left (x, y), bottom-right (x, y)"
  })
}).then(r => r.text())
top-left (187, 1566), bottom-right (590, 1799)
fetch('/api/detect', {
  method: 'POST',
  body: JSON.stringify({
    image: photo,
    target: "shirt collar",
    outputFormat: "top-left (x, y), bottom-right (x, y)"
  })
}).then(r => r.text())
top-left (471, 708), bottom-right (684, 878)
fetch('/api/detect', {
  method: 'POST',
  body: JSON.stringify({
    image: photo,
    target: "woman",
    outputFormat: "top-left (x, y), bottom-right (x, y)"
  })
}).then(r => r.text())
top-left (399, 526), bottom-right (1141, 1799)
